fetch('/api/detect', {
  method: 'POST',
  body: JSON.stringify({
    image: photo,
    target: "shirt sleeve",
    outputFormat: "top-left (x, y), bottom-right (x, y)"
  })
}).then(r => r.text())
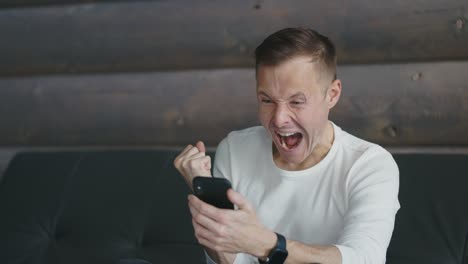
top-left (335, 147), bottom-right (400, 264)
top-left (211, 136), bottom-right (248, 264)
top-left (213, 137), bottom-right (232, 182)
top-left (205, 250), bottom-right (218, 264)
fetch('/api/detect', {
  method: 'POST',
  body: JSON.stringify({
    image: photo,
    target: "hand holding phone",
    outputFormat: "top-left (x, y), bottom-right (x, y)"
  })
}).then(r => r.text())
top-left (192, 176), bottom-right (234, 209)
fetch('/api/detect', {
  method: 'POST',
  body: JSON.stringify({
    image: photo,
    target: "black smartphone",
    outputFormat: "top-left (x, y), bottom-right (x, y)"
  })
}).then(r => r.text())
top-left (192, 176), bottom-right (234, 209)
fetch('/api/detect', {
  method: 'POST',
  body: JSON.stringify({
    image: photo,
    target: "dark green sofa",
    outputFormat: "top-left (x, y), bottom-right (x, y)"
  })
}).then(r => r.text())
top-left (0, 150), bottom-right (467, 264)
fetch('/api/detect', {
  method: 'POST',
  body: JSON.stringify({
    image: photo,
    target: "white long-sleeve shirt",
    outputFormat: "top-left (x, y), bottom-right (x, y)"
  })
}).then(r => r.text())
top-left (208, 123), bottom-right (400, 264)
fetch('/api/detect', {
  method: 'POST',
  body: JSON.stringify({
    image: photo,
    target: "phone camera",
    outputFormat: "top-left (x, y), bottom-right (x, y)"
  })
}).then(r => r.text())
top-left (195, 184), bottom-right (203, 195)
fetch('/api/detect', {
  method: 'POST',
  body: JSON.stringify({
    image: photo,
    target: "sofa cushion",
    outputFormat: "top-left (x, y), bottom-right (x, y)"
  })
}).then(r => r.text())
top-left (0, 150), bottom-right (205, 264)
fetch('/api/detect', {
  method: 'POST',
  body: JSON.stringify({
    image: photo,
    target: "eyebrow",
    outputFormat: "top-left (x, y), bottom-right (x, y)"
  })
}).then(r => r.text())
top-left (257, 91), bottom-right (307, 100)
top-left (288, 92), bottom-right (306, 99)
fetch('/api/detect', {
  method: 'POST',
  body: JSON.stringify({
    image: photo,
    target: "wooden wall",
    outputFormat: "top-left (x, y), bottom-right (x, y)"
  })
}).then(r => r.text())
top-left (0, 0), bottom-right (467, 147)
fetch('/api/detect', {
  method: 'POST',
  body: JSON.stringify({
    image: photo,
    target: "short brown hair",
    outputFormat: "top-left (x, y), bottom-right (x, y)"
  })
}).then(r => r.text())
top-left (255, 27), bottom-right (337, 83)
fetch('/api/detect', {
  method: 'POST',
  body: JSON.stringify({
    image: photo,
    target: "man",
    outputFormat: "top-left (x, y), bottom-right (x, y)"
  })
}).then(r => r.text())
top-left (174, 27), bottom-right (399, 264)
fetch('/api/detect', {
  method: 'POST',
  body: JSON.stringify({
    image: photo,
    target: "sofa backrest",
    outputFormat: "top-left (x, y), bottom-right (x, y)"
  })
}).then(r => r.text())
top-left (387, 154), bottom-right (468, 264)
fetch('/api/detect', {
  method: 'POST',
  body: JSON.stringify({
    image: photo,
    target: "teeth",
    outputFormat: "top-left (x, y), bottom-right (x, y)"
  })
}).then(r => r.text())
top-left (277, 135), bottom-right (288, 149)
top-left (277, 132), bottom-right (297, 137)
top-left (281, 139), bottom-right (289, 149)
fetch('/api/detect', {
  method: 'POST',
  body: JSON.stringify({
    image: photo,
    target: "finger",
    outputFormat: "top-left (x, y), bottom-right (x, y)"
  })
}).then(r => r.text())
top-left (180, 144), bottom-right (193, 155)
top-left (188, 198), bottom-right (198, 216)
top-left (187, 151), bottom-right (206, 161)
top-left (174, 145), bottom-right (193, 166)
top-left (174, 145), bottom-right (194, 164)
top-left (191, 213), bottom-right (222, 238)
top-left (192, 218), bottom-right (214, 243)
top-left (179, 148), bottom-right (201, 169)
top-left (196, 141), bottom-right (206, 153)
top-left (202, 156), bottom-right (212, 171)
top-left (192, 156), bottom-right (211, 177)
top-left (193, 207), bottom-right (224, 233)
top-left (227, 189), bottom-right (253, 212)
top-left (197, 237), bottom-right (219, 252)
top-left (185, 145), bottom-right (201, 157)
top-left (188, 195), bottom-right (212, 220)
top-left (177, 144), bottom-right (194, 159)
top-left (189, 195), bottom-right (225, 222)
top-left (193, 222), bottom-right (221, 251)
top-left (184, 153), bottom-right (211, 177)
top-left (193, 220), bottom-right (235, 253)
top-left (189, 202), bottom-right (228, 240)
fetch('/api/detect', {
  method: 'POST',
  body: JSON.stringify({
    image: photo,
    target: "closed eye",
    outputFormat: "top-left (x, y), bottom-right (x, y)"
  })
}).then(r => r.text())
top-left (291, 101), bottom-right (304, 105)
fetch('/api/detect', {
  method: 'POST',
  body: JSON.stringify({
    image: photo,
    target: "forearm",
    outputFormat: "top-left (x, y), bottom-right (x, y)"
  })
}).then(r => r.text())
top-left (285, 240), bottom-right (341, 264)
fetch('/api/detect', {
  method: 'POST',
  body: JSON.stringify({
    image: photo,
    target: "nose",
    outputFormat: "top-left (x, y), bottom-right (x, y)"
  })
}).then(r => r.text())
top-left (272, 103), bottom-right (292, 127)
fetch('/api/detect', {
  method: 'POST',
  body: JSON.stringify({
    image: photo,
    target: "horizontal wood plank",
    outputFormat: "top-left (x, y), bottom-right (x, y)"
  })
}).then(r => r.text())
top-left (0, 61), bottom-right (467, 146)
top-left (0, 0), bottom-right (467, 76)
top-left (0, 0), bottom-right (126, 9)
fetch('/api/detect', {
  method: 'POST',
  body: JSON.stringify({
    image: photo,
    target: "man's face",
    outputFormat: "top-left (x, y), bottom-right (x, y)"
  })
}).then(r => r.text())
top-left (256, 56), bottom-right (334, 167)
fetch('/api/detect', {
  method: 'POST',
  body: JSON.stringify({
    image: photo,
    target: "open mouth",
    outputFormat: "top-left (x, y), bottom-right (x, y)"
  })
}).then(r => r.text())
top-left (276, 132), bottom-right (303, 151)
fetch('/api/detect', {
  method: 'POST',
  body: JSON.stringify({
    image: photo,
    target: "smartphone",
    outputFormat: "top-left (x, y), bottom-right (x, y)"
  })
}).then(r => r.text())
top-left (192, 176), bottom-right (234, 209)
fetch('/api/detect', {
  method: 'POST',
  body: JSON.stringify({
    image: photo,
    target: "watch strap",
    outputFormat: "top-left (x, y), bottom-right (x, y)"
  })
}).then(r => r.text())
top-left (275, 233), bottom-right (287, 252)
top-left (258, 232), bottom-right (288, 264)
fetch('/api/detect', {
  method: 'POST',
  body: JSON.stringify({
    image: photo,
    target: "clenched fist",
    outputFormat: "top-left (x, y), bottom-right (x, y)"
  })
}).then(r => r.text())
top-left (174, 141), bottom-right (212, 189)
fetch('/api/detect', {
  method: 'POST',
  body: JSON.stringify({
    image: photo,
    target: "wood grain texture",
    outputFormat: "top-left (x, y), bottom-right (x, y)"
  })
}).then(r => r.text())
top-left (0, 0), bottom-right (467, 76)
top-left (0, 0), bottom-right (126, 8)
top-left (0, 61), bottom-right (467, 146)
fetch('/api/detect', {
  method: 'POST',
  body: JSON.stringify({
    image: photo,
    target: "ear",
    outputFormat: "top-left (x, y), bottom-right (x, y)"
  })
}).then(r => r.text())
top-left (326, 79), bottom-right (342, 109)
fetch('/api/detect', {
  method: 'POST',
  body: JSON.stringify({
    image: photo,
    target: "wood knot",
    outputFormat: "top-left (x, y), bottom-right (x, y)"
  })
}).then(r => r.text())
top-left (411, 72), bottom-right (422, 81)
top-left (455, 18), bottom-right (465, 30)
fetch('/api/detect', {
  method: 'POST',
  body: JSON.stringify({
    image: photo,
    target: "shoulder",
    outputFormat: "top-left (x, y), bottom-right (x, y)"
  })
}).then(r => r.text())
top-left (226, 126), bottom-right (269, 142)
top-left (218, 126), bottom-right (269, 150)
top-left (336, 124), bottom-right (396, 168)
top-left (337, 124), bottom-right (379, 154)
top-left (334, 123), bottom-right (399, 186)
top-left (213, 126), bottom-right (271, 182)
top-left (215, 126), bottom-right (270, 159)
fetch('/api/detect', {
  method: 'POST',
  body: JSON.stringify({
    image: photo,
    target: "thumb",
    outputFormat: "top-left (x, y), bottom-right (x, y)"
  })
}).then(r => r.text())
top-left (196, 141), bottom-right (206, 153)
top-left (227, 189), bottom-right (253, 212)
top-left (203, 156), bottom-right (211, 170)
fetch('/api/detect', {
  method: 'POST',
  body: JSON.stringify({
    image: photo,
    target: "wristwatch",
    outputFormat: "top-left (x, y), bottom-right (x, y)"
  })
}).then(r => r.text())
top-left (258, 232), bottom-right (288, 264)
